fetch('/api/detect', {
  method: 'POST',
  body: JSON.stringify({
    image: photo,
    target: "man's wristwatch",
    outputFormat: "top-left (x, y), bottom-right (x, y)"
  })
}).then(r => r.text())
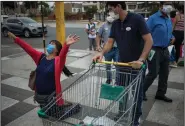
top-left (138, 59), bottom-right (145, 64)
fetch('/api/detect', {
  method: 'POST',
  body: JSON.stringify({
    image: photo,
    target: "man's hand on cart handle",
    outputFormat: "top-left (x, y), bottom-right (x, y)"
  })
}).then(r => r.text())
top-left (93, 52), bottom-right (103, 63)
top-left (128, 60), bottom-right (144, 69)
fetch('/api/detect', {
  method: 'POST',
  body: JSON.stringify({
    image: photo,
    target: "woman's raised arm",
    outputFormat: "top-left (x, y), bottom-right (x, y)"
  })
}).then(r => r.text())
top-left (59, 34), bottom-right (80, 70)
top-left (8, 32), bottom-right (43, 65)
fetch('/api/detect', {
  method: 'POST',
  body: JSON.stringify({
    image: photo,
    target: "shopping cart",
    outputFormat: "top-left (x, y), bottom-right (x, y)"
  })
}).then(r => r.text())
top-left (37, 61), bottom-right (145, 126)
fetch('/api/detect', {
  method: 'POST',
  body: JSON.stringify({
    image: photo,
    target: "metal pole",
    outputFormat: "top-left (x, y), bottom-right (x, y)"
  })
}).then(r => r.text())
top-left (55, 2), bottom-right (65, 45)
top-left (41, 1), bottom-right (46, 53)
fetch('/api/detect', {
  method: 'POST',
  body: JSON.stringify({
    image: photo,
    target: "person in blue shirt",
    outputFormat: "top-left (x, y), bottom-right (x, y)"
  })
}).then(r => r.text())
top-left (96, 16), bottom-right (119, 84)
top-left (143, 2), bottom-right (175, 103)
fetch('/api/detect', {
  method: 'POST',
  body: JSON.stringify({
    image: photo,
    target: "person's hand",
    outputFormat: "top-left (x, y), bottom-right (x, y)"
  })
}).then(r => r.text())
top-left (93, 52), bottom-right (103, 62)
top-left (66, 34), bottom-right (80, 45)
top-left (170, 38), bottom-right (175, 45)
top-left (96, 46), bottom-right (102, 52)
top-left (128, 60), bottom-right (143, 69)
top-left (8, 32), bottom-right (16, 40)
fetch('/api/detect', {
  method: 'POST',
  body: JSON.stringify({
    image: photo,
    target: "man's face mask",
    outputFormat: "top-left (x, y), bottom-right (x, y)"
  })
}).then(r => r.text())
top-left (106, 16), bottom-right (114, 23)
top-left (109, 11), bottom-right (119, 20)
top-left (162, 5), bottom-right (173, 15)
top-left (46, 44), bottom-right (55, 54)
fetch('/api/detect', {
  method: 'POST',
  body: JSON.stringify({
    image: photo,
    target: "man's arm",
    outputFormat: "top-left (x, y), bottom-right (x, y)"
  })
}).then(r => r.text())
top-left (96, 25), bottom-right (104, 50)
top-left (140, 34), bottom-right (153, 61)
top-left (101, 22), bottom-right (116, 55)
top-left (139, 16), bottom-right (153, 61)
top-left (102, 38), bottom-right (114, 55)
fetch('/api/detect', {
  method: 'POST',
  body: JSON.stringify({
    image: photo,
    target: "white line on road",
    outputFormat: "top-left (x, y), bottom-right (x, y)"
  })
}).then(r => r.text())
top-left (1, 57), bottom-right (11, 61)
top-left (1, 52), bottom-right (26, 61)
top-left (2, 45), bottom-right (11, 48)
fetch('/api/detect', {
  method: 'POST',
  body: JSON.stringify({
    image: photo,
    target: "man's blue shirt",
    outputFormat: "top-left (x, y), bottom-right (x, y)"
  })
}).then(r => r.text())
top-left (146, 10), bottom-right (174, 48)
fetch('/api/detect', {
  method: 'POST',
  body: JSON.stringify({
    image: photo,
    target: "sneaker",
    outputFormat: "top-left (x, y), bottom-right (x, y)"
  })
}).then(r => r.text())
top-left (169, 62), bottom-right (177, 68)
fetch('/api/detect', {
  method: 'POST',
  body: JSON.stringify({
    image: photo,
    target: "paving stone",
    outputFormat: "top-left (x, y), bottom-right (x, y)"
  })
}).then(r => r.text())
top-left (1, 77), bottom-right (32, 91)
top-left (167, 81), bottom-right (184, 90)
top-left (142, 120), bottom-right (168, 126)
top-left (146, 88), bottom-right (184, 126)
top-left (168, 67), bottom-right (184, 83)
top-left (68, 54), bottom-right (94, 69)
top-left (142, 85), bottom-right (156, 120)
top-left (67, 51), bottom-right (90, 58)
top-left (1, 84), bottom-right (34, 101)
top-left (152, 80), bottom-right (184, 90)
top-left (5, 107), bottom-right (43, 126)
top-left (23, 96), bottom-right (39, 107)
top-left (1, 74), bottom-right (13, 80)
top-left (1, 96), bottom-right (19, 111)
top-left (1, 102), bottom-right (36, 126)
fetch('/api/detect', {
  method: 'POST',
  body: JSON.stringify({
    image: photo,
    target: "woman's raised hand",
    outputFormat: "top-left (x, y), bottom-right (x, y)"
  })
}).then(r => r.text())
top-left (8, 32), bottom-right (16, 40)
top-left (66, 34), bottom-right (80, 45)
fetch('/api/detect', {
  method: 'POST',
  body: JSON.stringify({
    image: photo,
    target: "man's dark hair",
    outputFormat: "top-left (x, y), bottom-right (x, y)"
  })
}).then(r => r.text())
top-left (170, 10), bottom-right (176, 18)
top-left (88, 17), bottom-right (93, 21)
top-left (49, 40), bottom-right (73, 77)
top-left (106, 1), bottom-right (126, 10)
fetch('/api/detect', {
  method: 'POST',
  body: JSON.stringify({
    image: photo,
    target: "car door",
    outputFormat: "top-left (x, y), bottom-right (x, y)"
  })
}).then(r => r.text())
top-left (12, 19), bottom-right (23, 34)
top-left (6, 19), bottom-right (15, 32)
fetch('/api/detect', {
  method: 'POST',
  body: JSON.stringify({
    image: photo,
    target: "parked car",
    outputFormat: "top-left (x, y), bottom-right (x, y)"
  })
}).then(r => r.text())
top-left (2, 17), bottom-right (47, 38)
top-left (1, 15), bottom-right (9, 24)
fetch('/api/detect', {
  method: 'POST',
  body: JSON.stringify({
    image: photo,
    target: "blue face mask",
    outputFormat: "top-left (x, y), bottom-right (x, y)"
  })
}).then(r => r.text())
top-left (46, 44), bottom-right (55, 54)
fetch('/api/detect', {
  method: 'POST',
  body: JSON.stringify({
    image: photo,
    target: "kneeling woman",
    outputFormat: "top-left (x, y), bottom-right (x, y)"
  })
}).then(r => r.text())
top-left (8, 32), bottom-right (80, 109)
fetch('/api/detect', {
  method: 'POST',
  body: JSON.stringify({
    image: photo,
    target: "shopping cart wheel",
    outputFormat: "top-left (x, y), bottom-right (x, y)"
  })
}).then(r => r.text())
top-left (37, 109), bottom-right (48, 118)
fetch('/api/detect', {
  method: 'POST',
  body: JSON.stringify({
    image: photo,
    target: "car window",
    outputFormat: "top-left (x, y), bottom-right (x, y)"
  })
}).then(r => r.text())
top-left (19, 18), bottom-right (37, 23)
top-left (14, 19), bottom-right (20, 23)
top-left (7, 19), bottom-right (14, 23)
top-left (3, 17), bottom-right (8, 21)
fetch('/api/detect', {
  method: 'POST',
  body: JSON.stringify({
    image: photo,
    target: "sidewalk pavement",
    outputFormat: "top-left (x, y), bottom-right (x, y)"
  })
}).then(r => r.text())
top-left (1, 48), bottom-right (184, 126)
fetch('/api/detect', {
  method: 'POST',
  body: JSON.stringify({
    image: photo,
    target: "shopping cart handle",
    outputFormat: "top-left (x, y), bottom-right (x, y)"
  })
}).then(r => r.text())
top-left (93, 60), bottom-right (146, 69)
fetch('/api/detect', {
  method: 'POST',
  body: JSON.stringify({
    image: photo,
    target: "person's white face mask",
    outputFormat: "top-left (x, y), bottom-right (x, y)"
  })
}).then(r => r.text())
top-left (109, 11), bottom-right (119, 20)
top-left (106, 16), bottom-right (114, 23)
top-left (162, 5), bottom-right (173, 14)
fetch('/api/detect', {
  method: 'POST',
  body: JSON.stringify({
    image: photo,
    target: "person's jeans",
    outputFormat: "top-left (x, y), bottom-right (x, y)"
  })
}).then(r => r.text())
top-left (116, 65), bottom-right (146, 125)
top-left (104, 47), bottom-right (119, 82)
top-left (89, 38), bottom-right (96, 51)
top-left (170, 46), bottom-right (176, 62)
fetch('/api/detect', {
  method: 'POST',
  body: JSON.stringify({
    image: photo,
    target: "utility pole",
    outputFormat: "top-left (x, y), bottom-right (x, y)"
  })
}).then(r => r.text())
top-left (55, 2), bottom-right (65, 45)
top-left (41, 1), bottom-right (46, 53)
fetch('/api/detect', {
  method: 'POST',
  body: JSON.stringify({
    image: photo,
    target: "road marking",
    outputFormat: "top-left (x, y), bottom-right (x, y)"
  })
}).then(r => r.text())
top-left (1, 57), bottom-right (11, 61)
top-left (1, 52), bottom-right (26, 61)
top-left (2, 45), bottom-right (11, 48)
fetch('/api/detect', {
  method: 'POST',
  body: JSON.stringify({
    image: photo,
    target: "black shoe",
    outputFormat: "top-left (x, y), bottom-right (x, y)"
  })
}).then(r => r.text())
top-left (155, 95), bottom-right (172, 103)
top-left (143, 94), bottom-right (148, 101)
top-left (106, 79), bottom-right (112, 84)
